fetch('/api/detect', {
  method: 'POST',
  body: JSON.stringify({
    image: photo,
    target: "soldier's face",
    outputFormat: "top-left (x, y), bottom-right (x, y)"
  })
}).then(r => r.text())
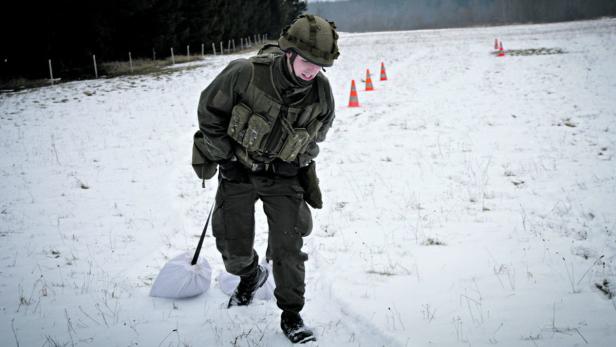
top-left (287, 52), bottom-right (321, 81)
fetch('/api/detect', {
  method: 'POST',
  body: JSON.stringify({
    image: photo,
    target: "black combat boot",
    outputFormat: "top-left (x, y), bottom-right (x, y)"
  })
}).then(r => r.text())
top-left (281, 311), bottom-right (316, 344)
top-left (227, 264), bottom-right (269, 308)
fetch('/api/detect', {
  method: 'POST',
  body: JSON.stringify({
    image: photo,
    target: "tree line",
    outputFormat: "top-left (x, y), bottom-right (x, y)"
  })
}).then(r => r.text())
top-left (309, 0), bottom-right (616, 32)
top-left (0, 0), bottom-right (306, 80)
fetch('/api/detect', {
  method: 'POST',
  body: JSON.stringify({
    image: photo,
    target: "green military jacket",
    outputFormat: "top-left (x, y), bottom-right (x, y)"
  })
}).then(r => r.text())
top-left (196, 52), bottom-right (335, 170)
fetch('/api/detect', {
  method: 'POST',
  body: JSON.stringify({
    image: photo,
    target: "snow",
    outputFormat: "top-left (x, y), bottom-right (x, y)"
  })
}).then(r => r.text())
top-left (1, 18), bottom-right (616, 346)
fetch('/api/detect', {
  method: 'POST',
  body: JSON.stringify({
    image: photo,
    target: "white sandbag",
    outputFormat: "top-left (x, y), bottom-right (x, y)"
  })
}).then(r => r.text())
top-left (218, 260), bottom-right (275, 300)
top-left (149, 252), bottom-right (212, 299)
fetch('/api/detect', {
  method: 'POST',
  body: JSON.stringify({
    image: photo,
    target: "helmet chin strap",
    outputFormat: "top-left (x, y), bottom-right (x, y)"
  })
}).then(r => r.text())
top-left (289, 51), bottom-right (298, 66)
top-left (286, 51), bottom-right (312, 86)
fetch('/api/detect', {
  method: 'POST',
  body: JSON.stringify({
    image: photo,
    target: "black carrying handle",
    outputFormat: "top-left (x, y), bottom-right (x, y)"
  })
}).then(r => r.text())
top-left (191, 202), bottom-right (215, 265)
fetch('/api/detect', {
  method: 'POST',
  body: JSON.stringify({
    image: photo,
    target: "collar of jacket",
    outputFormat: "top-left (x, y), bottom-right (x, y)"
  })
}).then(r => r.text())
top-left (272, 54), bottom-right (314, 104)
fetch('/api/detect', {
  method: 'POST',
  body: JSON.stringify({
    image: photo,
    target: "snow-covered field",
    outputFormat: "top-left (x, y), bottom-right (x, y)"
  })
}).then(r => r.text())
top-left (1, 18), bottom-right (615, 346)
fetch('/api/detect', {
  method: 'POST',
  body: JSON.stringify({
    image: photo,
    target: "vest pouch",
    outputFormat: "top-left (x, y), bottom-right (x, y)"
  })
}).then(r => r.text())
top-left (306, 119), bottom-right (323, 139)
top-left (228, 103), bottom-right (252, 143)
top-left (298, 119), bottom-right (324, 153)
top-left (241, 114), bottom-right (271, 152)
top-left (278, 128), bottom-right (310, 162)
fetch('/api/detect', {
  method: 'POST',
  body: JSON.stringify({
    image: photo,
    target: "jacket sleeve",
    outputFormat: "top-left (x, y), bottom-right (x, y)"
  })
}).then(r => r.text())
top-left (197, 59), bottom-right (252, 162)
top-left (298, 77), bottom-right (335, 167)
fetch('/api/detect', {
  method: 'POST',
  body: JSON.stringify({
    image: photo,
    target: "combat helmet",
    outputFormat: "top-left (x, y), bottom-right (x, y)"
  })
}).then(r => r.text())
top-left (278, 14), bottom-right (340, 67)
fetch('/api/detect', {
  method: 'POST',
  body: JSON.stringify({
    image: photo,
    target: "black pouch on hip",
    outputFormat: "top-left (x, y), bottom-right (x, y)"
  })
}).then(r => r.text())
top-left (192, 130), bottom-right (218, 181)
top-left (298, 161), bottom-right (323, 209)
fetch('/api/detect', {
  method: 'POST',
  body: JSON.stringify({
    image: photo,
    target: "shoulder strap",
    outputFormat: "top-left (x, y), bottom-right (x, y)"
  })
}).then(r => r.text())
top-left (250, 58), bottom-right (279, 101)
top-left (258, 43), bottom-right (284, 56)
top-left (316, 77), bottom-right (330, 115)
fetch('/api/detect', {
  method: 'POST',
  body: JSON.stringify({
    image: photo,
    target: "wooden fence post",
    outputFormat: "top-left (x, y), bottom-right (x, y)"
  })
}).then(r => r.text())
top-left (93, 54), bottom-right (98, 78)
top-left (171, 48), bottom-right (175, 64)
top-left (220, 41), bottom-right (224, 55)
top-left (232, 39), bottom-right (236, 52)
top-left (187, 45), bottom-right (190, 57)
top-left (128, 52), bottom-right (133, 73)
top-left (48, 59), bottom-right (54, 85)
top-left (212, 43), bottom-right (216, 55)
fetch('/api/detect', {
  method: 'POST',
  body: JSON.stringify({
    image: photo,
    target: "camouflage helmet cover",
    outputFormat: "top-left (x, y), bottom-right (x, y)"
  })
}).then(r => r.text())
top-left (278, 14), bottom-right (340, 67)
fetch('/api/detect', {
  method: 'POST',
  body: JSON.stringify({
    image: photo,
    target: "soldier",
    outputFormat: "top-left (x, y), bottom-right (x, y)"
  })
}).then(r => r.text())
top-left (192, 14), bottom-right (339, 343)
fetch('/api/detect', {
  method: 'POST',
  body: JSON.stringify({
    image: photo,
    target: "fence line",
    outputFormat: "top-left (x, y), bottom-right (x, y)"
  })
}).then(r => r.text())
top-left (43, 33), bottom-right (269, 85)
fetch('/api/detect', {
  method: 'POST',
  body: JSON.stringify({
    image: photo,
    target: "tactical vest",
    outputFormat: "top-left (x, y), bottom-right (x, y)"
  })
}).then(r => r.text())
top-left (227, 54), bottom-right (327, 168)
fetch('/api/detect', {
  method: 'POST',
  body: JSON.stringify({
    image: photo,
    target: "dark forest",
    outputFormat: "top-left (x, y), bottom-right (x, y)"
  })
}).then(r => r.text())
top-left (0, 0), bottom-right (306, 80)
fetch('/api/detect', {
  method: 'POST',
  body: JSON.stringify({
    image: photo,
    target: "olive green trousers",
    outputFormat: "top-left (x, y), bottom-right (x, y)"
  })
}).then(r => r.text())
top-left (212, 174), bottom-right (313, 314)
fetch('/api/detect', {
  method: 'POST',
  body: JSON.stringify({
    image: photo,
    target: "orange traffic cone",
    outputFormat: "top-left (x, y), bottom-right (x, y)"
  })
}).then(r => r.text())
top-left (348, 80), bottom-right (360, 107)
top-left (379, 62), bottom-right (388, 81)
top-left (494, 38), bottom-right (499, 50)
top-left (365, 69), bottom-right (374, 91)
top-left (497, 41), bottom-right (505, 57)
